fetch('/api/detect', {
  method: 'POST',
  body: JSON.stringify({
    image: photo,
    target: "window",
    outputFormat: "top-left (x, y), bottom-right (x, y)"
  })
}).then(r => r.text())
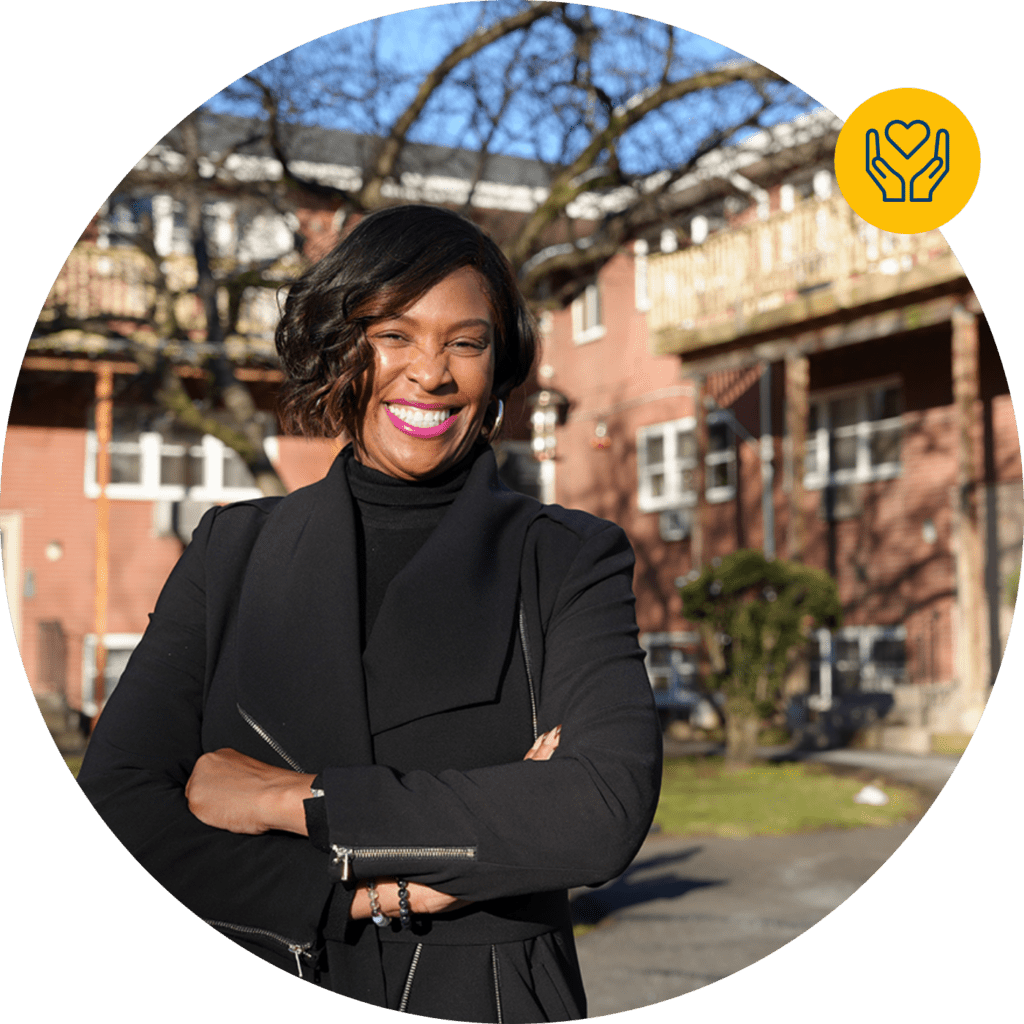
top-left (805, 381), bottom-right (902, 490)
top-left (571, 282), bottom-right (604, 344)
top-left (637, 417), bottom-right (697, 512)
top-left (82, 633), bottom-right (143, 716)
top-left (640, 632), bottom-right (700, 704)
top-left (637, 416), bottom-right (736, 512)
top-left (705, 415), bottom-right (737, 504)
top-left (808, 625), bottom-right (906, 708)
top-left (85, 406), bottom-right (274, 502)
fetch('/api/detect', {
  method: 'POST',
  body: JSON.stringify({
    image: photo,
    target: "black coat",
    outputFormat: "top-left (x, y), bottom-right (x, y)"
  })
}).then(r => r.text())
top-left (79, 447), bottom-right (662, 1022)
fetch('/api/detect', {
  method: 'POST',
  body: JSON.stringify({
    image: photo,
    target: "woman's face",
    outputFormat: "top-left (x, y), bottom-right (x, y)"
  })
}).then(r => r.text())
top-left (354, 267), bottom-right (497, 481)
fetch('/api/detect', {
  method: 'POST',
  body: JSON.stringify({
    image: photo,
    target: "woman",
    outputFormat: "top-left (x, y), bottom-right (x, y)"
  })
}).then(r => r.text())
top-left (79, 205), bottom-right (662, 1021)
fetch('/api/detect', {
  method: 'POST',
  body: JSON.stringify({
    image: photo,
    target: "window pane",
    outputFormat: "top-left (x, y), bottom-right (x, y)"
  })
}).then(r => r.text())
top-left (707, 422), bottom-right (730, 453)
top-left (678, 467), bottom-right (695, 495)
top-left (808, 404), bottom-right (819, 433)
top-left (644, 434), bottom-right (664, 466)
top-left (831, 434), bottom-right (858, 471)
top-left (873, 387), bottom-right (903, 421)
top-left (650, 472), bottom-right (665, 498)
top-left (676, 429), bottom-right (696, 462)
top-left (709, 461), bottom-right (732, 489)
top-left (223, 449), bottom-right (255, 488)
top-left (833, 638), bottom-right (860, 693)
top-left (870, 425), bottom-right (900, 466)
top-left (109, 451), bottom-right (141, 484)
top-left (872, 638), bottom-right (905, 667)
top-left (830, 395), bottom-right (859, 429)
top-left (160, 451), bottom-right (201, 487)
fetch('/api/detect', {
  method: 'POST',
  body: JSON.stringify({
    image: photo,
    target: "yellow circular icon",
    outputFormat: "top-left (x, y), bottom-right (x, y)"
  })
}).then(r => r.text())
top-left (834, 87), bottom-right (980, 234)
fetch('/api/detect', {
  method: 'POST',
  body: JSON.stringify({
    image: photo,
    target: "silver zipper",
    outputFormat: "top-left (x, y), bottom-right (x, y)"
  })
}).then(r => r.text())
top-left (398, 942), bottom-right (423, 1013)
top-left (237, 704), bottom-right (305, 772)
top-left (330, 844), bottom-right (477, 882)
top-left (491, 945), bottom-right (503, 1024)
top-left (205, 919), bottom-right (316, 979)
top-left (518, 602), bottom-right (539, 741)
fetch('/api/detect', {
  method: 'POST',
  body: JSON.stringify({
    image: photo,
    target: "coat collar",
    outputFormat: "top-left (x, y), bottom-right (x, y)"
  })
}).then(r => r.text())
top-left (235, 447), bottom-right (541, 769)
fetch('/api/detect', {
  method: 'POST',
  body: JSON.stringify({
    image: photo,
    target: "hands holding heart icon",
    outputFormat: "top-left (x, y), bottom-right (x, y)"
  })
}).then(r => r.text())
top-left (866, 121), bottom-right (950, 203)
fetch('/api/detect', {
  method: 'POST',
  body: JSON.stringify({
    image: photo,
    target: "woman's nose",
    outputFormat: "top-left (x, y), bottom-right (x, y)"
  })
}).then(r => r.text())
top-left (406, 345), bottom-right (453, 391)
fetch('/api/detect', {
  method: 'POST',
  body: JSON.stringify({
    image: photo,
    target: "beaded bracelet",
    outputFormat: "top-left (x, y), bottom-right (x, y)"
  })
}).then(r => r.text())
top-left (367, 879), bottom-right (389, 928)
top-left (396, 879), bottom-right (412, 930)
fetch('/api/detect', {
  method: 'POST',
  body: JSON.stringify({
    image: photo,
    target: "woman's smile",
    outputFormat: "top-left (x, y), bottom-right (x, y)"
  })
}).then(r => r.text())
top-left (385, 402), bottom-right (459, 436)
top-left (355, 267), bottom-right (496, 480)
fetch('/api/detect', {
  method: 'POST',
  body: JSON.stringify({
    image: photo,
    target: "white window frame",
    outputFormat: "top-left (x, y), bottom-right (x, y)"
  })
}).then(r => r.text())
top-left (637, 416), bottom-right (697, 513)
top-left (804, 379), bottom-right (902, 491)
top-left (571, 282), bottom-right (605, 344)
top-left (81, 632), bottom-right (143, 716)
top-left (809, 624), bottom-right (907, 709)
top-left (633, 240), bottom-right (650, 312)
top-left (85, 417), bottom-right (276, 503)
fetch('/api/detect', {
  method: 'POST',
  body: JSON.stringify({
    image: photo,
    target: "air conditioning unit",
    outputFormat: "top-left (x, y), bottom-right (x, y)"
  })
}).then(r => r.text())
top-left (659, 508), bottom-right (691, 542)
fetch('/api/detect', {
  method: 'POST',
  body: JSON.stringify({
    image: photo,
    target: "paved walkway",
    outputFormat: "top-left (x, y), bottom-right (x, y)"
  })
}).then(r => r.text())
top-left (573, 747), bottom-right (958, 1016)
top-left (574, 822), bottom-right (918, 1016)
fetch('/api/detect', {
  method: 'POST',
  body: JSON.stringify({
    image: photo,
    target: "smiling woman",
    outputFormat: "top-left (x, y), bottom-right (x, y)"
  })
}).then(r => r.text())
top-left (77, 205), bottom-right (662, 1022)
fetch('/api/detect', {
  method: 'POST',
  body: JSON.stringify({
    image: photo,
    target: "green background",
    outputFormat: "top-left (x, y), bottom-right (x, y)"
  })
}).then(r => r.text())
top-left (4, 0), bottom-right (1019, 1019)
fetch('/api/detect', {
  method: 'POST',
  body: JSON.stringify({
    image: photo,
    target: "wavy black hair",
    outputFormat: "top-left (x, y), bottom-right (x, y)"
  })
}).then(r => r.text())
top-left (275, 204), bottom-right (536, 440)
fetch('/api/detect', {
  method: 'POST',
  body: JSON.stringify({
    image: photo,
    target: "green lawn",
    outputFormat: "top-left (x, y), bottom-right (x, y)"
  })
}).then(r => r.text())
top-left (653, 757), bottom-right (924, 838)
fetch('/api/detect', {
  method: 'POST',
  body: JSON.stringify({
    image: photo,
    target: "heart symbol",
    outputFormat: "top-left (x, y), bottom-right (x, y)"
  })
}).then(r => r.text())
top-left (884, 119), bottom-right (931, 160)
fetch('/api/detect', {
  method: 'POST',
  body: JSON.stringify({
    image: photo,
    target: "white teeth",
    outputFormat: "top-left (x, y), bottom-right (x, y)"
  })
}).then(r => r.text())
top-left (389, 404), bottom-right (453, 428)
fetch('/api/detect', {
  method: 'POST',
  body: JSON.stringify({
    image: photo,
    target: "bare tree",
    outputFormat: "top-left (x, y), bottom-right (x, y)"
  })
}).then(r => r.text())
top-left (34, 2), bottom-right (820, 494)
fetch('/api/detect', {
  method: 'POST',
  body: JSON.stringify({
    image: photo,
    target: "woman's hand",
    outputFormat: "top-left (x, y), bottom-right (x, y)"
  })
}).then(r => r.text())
top-left (185, 748), bottom-right (314, 836)
top-left (523, 725), bottom-right (561, 761)
top-left (350, 879), bottom-right (470, 920)
top-left (349, 728), bottom-right (563, 920)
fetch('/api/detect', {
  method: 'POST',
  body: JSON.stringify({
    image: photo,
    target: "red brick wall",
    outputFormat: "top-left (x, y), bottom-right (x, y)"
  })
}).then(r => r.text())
top-left (1, 425), bottom-right (344, 709)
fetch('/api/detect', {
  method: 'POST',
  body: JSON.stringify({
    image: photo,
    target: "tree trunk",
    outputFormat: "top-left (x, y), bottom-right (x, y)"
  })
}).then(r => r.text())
top-left (725, 710), bottom-right (760, 768)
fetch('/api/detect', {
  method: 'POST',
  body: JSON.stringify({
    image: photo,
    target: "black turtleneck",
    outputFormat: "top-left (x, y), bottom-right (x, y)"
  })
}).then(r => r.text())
top-left (343, 444), bottom-right (484, 647)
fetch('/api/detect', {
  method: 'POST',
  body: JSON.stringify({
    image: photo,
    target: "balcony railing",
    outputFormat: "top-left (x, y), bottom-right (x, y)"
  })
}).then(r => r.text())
top-left (37, 244), bottom-right (288, 346)
top-left (647, 195), bottom-right (964, 355)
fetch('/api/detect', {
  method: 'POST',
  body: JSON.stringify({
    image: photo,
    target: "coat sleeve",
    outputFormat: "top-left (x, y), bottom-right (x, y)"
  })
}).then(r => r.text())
top-left (320, 519), bottom-right (663, 901)
top-left (77, 507), bottom-right (340, 954)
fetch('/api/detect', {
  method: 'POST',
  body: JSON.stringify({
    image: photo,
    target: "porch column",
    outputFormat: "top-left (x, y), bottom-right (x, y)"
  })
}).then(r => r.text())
top-left (91, 363), bottom-right (113, 728)
top-left (692, 374), bottom-right (708, 569)
top-left (785, 352), bottom-right (809, 562)
top-left (951, 305), bottom-right (988, 710)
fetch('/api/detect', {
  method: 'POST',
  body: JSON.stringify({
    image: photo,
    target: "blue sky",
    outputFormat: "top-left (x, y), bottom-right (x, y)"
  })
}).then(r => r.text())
top-left (204, 4), bottom-right (818, 165)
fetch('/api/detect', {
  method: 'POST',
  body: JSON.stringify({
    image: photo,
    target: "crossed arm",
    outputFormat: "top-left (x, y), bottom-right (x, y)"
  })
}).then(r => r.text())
top-left (184, 727), bottom-right (563, 919)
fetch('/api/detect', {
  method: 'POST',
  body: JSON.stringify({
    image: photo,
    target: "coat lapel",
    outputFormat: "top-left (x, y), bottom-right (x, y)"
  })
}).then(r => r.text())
top-left (362, 449), bottom-right (541, 734)
top-left (235, 454), bottom-right (374, 771)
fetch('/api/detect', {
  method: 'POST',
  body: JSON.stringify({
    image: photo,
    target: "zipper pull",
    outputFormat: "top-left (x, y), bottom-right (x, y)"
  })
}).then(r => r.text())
top-left (331, 845), bottom-right (353, 881)
top-left (289, 944), bottom-right (305, 979)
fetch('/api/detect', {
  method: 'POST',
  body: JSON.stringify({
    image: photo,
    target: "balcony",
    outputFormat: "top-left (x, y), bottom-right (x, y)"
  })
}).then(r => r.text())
top-left (647, 195), bottom-right (966, 358)
top-left (33, 244), bottom-right (288, 363)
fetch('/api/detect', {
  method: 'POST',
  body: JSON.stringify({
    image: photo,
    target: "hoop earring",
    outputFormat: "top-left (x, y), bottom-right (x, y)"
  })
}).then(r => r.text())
top-left (484, 397), bottom-right (505, 442)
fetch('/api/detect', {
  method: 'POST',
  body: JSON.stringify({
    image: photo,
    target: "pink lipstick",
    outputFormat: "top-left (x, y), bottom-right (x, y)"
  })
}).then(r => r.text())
top-left (385, 404), bottom-right (460, 439)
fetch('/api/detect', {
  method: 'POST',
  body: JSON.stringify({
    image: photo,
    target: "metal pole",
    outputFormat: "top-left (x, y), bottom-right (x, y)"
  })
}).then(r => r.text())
top-left (760, 362), bottom-right (775, 558)
top-left (91, 363), bottom-right (113, 731)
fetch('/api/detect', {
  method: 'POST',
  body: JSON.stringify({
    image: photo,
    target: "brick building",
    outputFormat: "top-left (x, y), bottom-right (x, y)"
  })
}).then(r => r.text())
top-left (5, 109), bottom-right (1016, 754)
top-left (537, 126), bottom-right (1020, 751)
